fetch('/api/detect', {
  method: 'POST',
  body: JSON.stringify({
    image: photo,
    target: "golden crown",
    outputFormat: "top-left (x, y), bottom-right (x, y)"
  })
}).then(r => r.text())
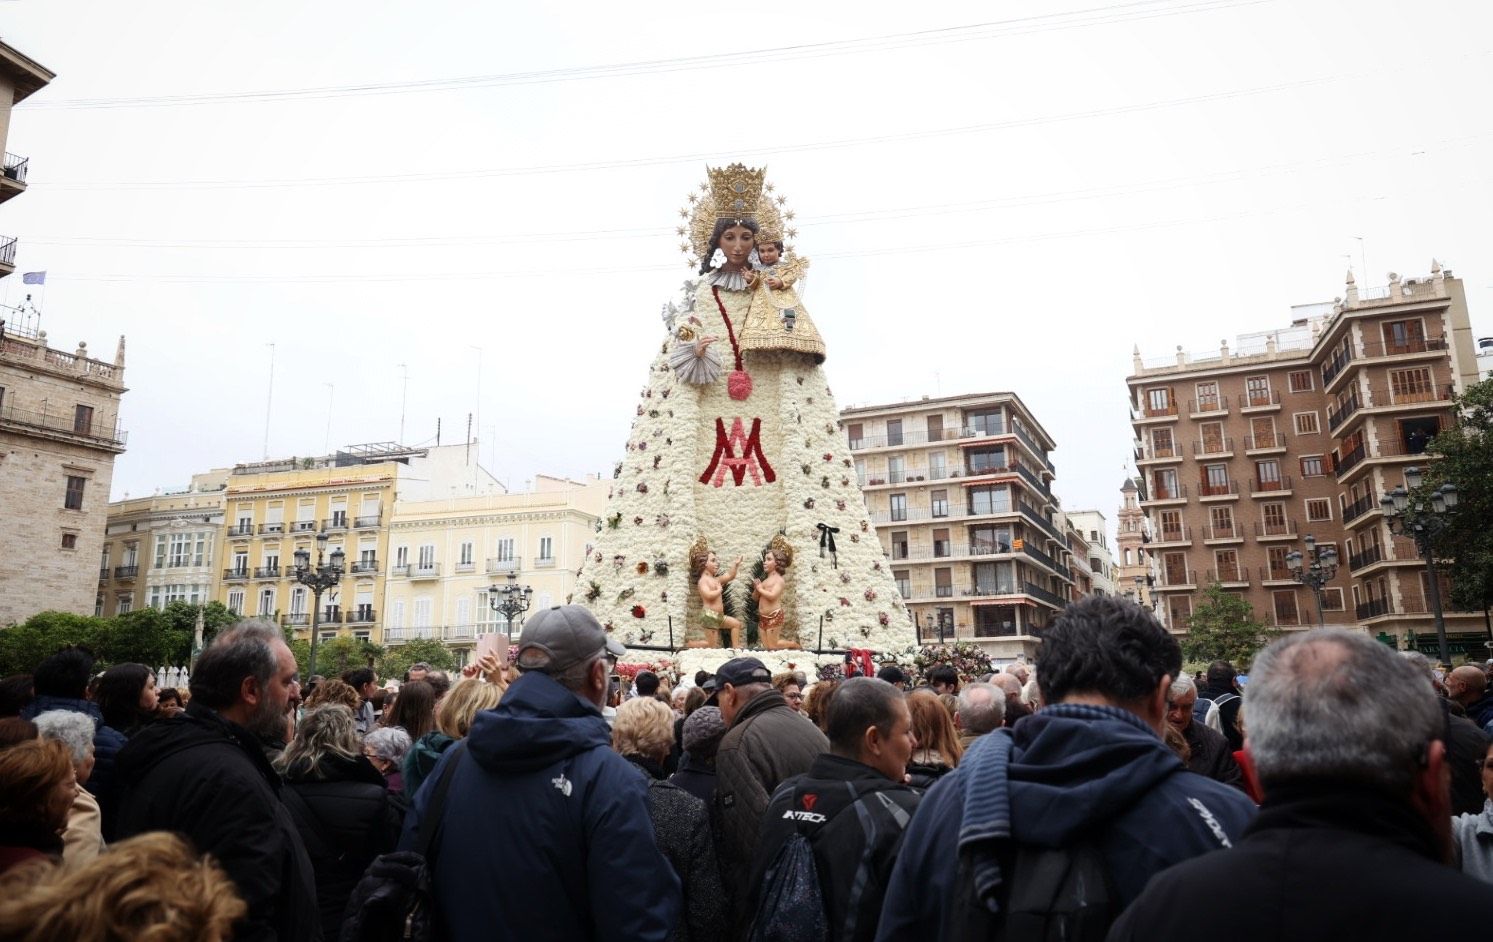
top-left (708, 163), bottom-right (766, 221)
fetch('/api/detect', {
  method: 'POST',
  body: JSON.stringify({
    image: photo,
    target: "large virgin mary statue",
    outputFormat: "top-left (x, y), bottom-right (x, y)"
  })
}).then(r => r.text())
top-left (575, 164), bottom-right (912, 656)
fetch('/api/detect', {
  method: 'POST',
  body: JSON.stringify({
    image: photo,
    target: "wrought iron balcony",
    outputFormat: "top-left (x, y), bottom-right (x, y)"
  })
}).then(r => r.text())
top-left (2, 153), bottom-right (27, 185)
top-left (284, 613), bottom-right (311, 627)
top-left (486, 557), bottom-right (521, 574)
top-left (349, 560), bottom-right (380, 575)
top-left (290, 520), bottom-right (318, 533)
top-left (353, 514), bottom-right (382, 529)
top-left (253, 566), bottom-right (281, 579)
top-left (1327, 392), bottom-right (1362, 431)
top-left (1021, 581), bottom-right (1070, 608)
top-left (1356, 597), bottom-right (1390, 619)
top-left (322, 517), bottom-right (349, 532)
top-left (1331, 442), bottom-right (1367, 478)
top-left (0, 401), bottom-right (128, 447)
top-left (223, 568), bottom-right (250, 582)
top-left (258, 522), bottom-right (285, 536)
top-left (347, 607), bottom-right (377, 625)
top-left (1188, 395), bottom-right (1229, 416)
top-left (1342, 492), bottom-right (1378, 524)
top-left (1347, 544), bottom-right (1385, 571)
top-left (227, 523), bottom-right (254, 538)
top-left (113, 565), bottom-right (138, 579)
top-left (1321, 346), bottom-right (1354, 387)
top-left (0, 236), bottom-right (15, 270)
top-left (409, 563), bottom-right (440, 579)
top-left (1241, 389), bottom-right (1282, 410)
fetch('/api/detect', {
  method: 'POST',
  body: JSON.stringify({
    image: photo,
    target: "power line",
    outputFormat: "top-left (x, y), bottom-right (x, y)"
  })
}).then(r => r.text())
top-left (24, 0), bottom-right (1270, 110)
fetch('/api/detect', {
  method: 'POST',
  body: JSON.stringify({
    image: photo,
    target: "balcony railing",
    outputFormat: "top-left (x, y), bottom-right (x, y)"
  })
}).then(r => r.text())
top-left (1157, 569), bottom-right (1197, 588)
top-left (1342, 492), bottom-right (1378, 524)
top-left (284, 613), bottom-right (311, 627)
top-left (347, 608), bottom-right (376, 625)
top-left (0, 236), bottom-right (15, 268)
top-left (1250, 475), bottom-right (1293, 494)
top-left (1020, 582), bottom-right (1069, 608)
top-left (1254, 519), bottom-right (1298, 538)
top-left (0, 401), bottom-right (128, 447)
top-left (1331, 442), bottom-right (1367, 478)
top-left (322, 608), bottom-right (343, 623)
top-left (2, 153), bottom-right (28, 186)
top-left (1139, 401), bottom-right (1179, 419)
top-left (1204, 523), bottom-right (1241, 541)
top-left (223, 568), bottom-right (250, 582)
top-left (1193, 437), bottom-right (1234, 457)
top-left (98, 567), bottom-right (109, 580)
top-left (1260, 565), bottom-right (1294, 582)
top-left (353, 514), bottom-right (382, 529)
top-left (1144, 482), bottom-right (1188, 501)
top-left (290, 520), bottom-right (318, 533)
top-left (1245, 432), bottom-right (1286, 451)
top-left (1356, 597), bottom-right (1391, 619)
top-left (227, 523), bottom-right (254, 538)
top-left (1188, 395), bottom-right (1229, 415)
top-left (1364, 383), bottom-right (1455, 408)
top-left (1137, 441), bottom-right (1183, 461)
top-left (1198, 479), bottom-right (1239, 498)
top-left (1327, 392), bottom-right (1362, 431)
top-left (1347, 544), bottom-right (1384, 571)
top-left (534, 557), bottom-right (557, 569)
top-left (350, 560), bottom-right (380, 575)
top-left (253, 566), bottom-right (281, 579)
top-left (1206, 568), bottom-right (1248, 585)
top-left (113, 565), bottom-right (138, 579)
top-left (486, 557), bottom-right (521, 574)
top-left (322, 517), bottom-right (349, 532)
top-left (1242, 389), bottom-right (1282, 410)
top-left (258, 522), bottom-right (285, 536)
top-left (1321, 345), bottom-right (1354, 386)
top-left (1153, 525), bottom-right (1192, 544)
top-left (1020, 540), bottom-right (1069, 579)
top-left (409, 563), bottom-right (440, 579)
top-left (1360, 335), bottom-right (1448, 358)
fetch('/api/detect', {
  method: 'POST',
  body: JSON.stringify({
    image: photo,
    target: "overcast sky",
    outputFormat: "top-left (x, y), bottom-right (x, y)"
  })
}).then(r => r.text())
top-left (2, 0), bottom-right (1490, 534)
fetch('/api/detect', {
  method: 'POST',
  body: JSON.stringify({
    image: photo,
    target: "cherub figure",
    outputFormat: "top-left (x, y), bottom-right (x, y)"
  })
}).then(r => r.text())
top-left (751, 536), bottom-right (799, 650)
top-left (689, 538), bottom-right (743, 648)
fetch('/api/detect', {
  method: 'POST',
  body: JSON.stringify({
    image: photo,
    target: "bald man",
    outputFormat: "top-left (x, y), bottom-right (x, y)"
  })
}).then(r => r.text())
top-left (1447, 665), bottom-right (1493, 728)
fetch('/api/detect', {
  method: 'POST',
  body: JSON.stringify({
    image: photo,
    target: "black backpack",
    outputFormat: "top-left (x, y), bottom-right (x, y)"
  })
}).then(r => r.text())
top-left (750, 829), bottom-right (829, 942)
top-left (340, 743), bottom-right (465, 942)
top-left (952, 836), bottom-right (1115, 942)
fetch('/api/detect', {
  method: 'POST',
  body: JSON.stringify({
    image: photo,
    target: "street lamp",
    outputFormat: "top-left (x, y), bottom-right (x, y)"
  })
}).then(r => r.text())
top-left (293, 532), bottom-right (344, 680)
top-left (1381, 466), bottom-right (1459, 665)
top-left (486, 570), bottom-right (534, 650)
top-left (1285, 534), bottom-right (1339, 628)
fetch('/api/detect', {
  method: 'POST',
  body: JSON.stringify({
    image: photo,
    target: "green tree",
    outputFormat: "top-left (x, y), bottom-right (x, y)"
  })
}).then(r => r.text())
top-left (95, 608), bottom-right (192, 668)
top-left (288, 636), bottom-right (383, 679)
top-left (378, 638), bottom-right (458, 681)
top-left (1181, 583), bottom-right (1279, 667)
top-left (0, 611), bottom-right (106, 676)
top-left (1421, 378), bottom-right (1493, 620)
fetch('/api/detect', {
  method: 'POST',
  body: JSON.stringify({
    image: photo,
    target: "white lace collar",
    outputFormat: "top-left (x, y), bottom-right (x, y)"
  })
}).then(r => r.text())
top-left (708, 268), bottom-right (750, 291)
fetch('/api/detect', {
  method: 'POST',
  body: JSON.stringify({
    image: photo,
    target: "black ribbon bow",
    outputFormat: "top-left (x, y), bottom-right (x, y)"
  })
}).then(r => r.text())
top-left (817, 523), bottom-right (840, 569)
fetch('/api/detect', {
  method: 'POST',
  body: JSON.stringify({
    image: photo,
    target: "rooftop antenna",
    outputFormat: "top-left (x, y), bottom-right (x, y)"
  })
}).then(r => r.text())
top-left (262, 343), bottom-right (275, 459)
top-left (1352, 236), bottom-right (1368, 287)
top-left (323, 383), bottom-right (335, 453)
top-left (397, 363), bottom-right (409, 444)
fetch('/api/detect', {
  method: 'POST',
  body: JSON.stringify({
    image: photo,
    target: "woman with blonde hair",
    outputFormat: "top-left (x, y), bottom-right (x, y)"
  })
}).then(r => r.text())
top-left (276, 705), bottom-right (402, 940)
top-left (0, 738), bottom-right (76, 874)
top-left (403, 677), bottom-right (504, 796)
top-left (0, 831), bottom-right (245, 942)
top-left (906, 689), bottom-right (963, 790)
top-left (612, 696), bottom-right (725, 941)
top-left (302, 677), bottom-right (361, 714)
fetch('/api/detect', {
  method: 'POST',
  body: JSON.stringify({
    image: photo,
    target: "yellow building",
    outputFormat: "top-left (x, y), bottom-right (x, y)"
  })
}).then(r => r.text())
top-left (383, 475), bottom-right (608, 658)
top-left (215, 443), bottom-right (501, 645)
top-left (98, 471), bottom-right (229, 616)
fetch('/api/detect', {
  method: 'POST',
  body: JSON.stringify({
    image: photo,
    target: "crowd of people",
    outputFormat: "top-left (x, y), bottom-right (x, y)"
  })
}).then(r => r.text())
top-left (1, 593), bottom-right (1492, 940)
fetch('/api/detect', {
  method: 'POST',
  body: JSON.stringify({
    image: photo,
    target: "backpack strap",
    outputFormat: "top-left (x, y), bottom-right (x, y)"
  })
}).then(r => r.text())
top-left (414, 741), bottom-right (468, 861)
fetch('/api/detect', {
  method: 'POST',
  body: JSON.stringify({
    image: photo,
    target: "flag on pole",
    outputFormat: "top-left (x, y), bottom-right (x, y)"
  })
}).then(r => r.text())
top-left (21, 271), bottom-right (45, 285)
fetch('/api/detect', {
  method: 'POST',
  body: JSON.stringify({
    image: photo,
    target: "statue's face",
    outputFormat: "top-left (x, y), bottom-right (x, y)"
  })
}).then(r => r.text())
top-left (706, 552), bottom-right (719, 575)
top-left (718, 224), bottom-right (755, 268)
top-left (763, 552), bottom-right (777, 574)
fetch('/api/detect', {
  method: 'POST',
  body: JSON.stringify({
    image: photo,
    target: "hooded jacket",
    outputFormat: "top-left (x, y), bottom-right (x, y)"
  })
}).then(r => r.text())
top-left (398, 670), bottom-right (679, 942)
top-left (1453, 798), bottom-right (1493, 884)
top-left (1109, 784), bottom-right (1493, 939)
top-left (22, 694), bottom-right (127, 838)
top-left (113, 701), bottom-right (319, 942)
top-left (874, 704), bottom-right (1256, 942)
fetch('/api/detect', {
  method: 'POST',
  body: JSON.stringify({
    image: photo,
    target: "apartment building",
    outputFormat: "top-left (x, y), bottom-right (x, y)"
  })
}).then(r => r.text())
top-left (841, 392), bottom-right (1073, 659)
top-left (215, 443), bottom-right (501, 646)
top-left (1063, 509), bottom-right (1116, 596)
top-left (383, 475), bottom-right (607, 656)
top-left (98, 471), bottom-right (229, 616)
top-left (1127, 264), bottom-right (1483, 650)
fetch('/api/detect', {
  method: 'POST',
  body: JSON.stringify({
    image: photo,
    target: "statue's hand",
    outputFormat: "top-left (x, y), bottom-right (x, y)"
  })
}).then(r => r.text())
top-left (767, 277), bottom-right (784, 289)
top-left (695, 335), bottom-right (717, 357)
top-left (744, 269), bottom-right (760, 288)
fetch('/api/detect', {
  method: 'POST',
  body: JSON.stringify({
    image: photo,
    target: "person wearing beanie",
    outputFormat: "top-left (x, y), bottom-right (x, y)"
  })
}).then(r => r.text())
top-left (669, 706), bottom-right (726, 805)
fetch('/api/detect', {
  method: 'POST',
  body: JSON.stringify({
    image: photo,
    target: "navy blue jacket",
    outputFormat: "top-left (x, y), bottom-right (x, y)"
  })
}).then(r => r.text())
top-left (399, 671), bottom-right (680, 942)
top-left (23, 694), bottom-right (128, 837)
top-left (874, 704), bottom-right (1257, 941)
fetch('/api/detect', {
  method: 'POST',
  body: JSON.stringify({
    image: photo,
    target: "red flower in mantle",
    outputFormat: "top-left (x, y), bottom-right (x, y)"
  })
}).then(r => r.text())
top-left (631, 605), bottom-right (647, 619)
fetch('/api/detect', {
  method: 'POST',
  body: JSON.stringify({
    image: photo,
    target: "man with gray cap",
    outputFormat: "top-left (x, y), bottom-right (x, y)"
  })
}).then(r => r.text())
top-left (399, 605), bottom-right (680, 941)
top-left (712, 656), bottom-right (829, 922)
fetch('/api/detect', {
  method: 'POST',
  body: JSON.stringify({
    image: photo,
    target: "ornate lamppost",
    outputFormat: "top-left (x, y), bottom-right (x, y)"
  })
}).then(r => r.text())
top-left (1381, 466), bottom-right (1459, 665)
top-left (1286, 534), bottom-right (1339, 628)
top-left (486, 570), bottom-right (534, 649)
top-left (294, 532), bottom-right (344, 679)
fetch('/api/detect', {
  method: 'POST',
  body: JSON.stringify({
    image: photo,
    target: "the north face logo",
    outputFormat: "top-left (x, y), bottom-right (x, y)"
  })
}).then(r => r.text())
top-left (801, 793), bottom-right (818, 812)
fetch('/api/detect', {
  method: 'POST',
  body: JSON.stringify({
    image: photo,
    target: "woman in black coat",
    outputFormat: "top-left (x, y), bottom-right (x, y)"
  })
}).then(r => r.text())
top-left (276, 704), bottom-right (404, 939)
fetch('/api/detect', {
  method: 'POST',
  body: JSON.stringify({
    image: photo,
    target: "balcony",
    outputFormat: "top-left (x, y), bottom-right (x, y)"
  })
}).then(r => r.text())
top-left (1331, 442), bottom-right (1367, 479)
top-left (1254, 519), bottom-right (1298, 540)
top-left (1156, 569), bottom-right (1198, 591)
top-left (1250, 476), bottom-right (1293, 497)
top-left (350, 560), bottom-right (380, 575)
top-left (0, 153), bottom-right (28, 204)
top-left (1259, 565), bottom-right (1296, 585)
top-left (534, 557), bottom-right (557, 569)
top-left (1342, 492), bottom-right (1378, 525)
top-left (1188, 395), bottom-right (1230, 418)
top-left (258, 522), bottom-right (285, 537)
top-left (1244, 432), bottom-right (1287, 455)
top-left (1364, 383), bottom-right (1455, 410)
top-left (1020, 540), bottom-right (1070, 580)
top-left (227, 523), bottom-right (254, 538)
top-left (1360, 335), bottom-right (1448, 360)
top-left (455, 560), bottom-right (477, 573)
top-left (223, 568), bottom-right (250, 582)
top-left (1241, 389), bottom-right (1282, 412)
top-left (98, 567), bottom-right (109, 581)
top-left (1347, 544), bottom-right (1384, 571)
top-left (1355, 597), bottom-right (1391, 620)
top-left (486, 556), bottom-right (521, 574)
top-left (0, 235), bottom-right (14, 277)
top-left (0, 401), bottom-right (128, 450)
top-left (1193, 437), bottom-right (1235, 458)
top-left (1321, 346), bottom-right (1355, 388)
top-left (1134, 401), bottom-right (1180, 423)
top-left (253, 566), bottom-right (281, 579)
top-left (1204, 524), bottom-right (1243, 543)
top-left (409, 563), bottom-right (440, 580)
top-left (1327, 392), bottom-right (1362, 432)
top-left (1021, 582), bottom-right (1070, 609)
top-left (322, 517), bottom-right (349, 533)
top-left (1151, 525), bottom-right (1192, 547)
top-left (284, 613), bottom-right (311, 627)
top-left (322, 608), bottom-right (343, 624)
top-left (1198, 480), bottom-right (1240, 501)
top-left (1136, 441), bottom-right (1184, 464)
top-left (353, 514), bottom-right (382, 529)
top-left (289, 520), bottom-right (318, 533)
top-left (347, 607), bottom-right (377, 625)
top-left (1142, 482), bottom-right (1188, 504)
top-left (1205, 568), bottom-right (1249, 587)
top-left (113, 565), bottom-right (139, 580)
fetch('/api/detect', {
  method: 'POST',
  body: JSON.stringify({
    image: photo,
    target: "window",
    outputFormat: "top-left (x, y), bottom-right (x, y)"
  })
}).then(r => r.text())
top-left (888, 455), bottom-right (905, 482)
top-left (854, 459), bottom-right (867, 486)
top-left (932, 528), bottom-right (951, 558)
top-left (847, 423), bottom-right (864, 448)
top-left (893, 570), bottom-right (910, 599)
top-left (539, 537), bottom-right (554, 561)
top-left (168, 533), bottom-right (196, 568)
top-left (1161, 552), bottom-right (1189, 586)
top-left (970, 525), bottom-right (1012, 555)
top-left (1389, 367), bottom-right (1435, 402)
top-left (1288, 370), bottom-right (1314, 392)
top-left (967, 409), bottom-right (1004, 436)
top-left (1214, 549), bottom-right (1240, 582)
top-left (459, 541), bottom-right (474, 567)
top-left (1209, 505), bottom-right (1234, 537)
top-left (61, 532), bottom-right (78, 549)
top-left (1168, 595), bottom-right (1192, 629)
top-left (395, 545), bottom-right (409, 569)
top-left (232, 551), bottom-right (249, 575)
top-left (1152, 468), bottom-right (1180, 500)
top-left (885, 419), bottom-right (904, 447)
top-left (890, 530), bottom-right (909, 560)
top-left (1249, 417), bottom-right (1277, 449)
top-left (64, 476), bottom-right (86, 510)
top-left (1321, 587), bottom-right (1345, 611)
top-left (495, 538), bottom-right (515, 562)
top-left (969, 485), bottom-right (1011, 515)
top-left (1245, 376), bottom-right (1272, 406)
top-left (1261, 502), bottom-right (1288, 532)
top-left (1293, 412), bottom-right (1320, 435)
top-left (1150, 427), bottom-right (1175, 458)
top-left (926, 415), bottom-right (945, 442)
top-left (290, 587), bottom-right (307, 615)
top-left (967, 446), bottom-right (1006, 473)
top-left (889, 494), bottom-right (907, 522)
top-left (1266, 546), bottom-right (1291, 579)
top-left (1202, 463), bottom-right (1229, 495)
top-left (927, 451), bottom-right (946, 479)
top-left (1300, 456), bottom-right (1324, 477)
top-left (930, 489), bottom-right (949, 518)
top-left (227, 590), bottom-right (245, 615)
top-left (1273, 590), bottom-right (1300, 626)
top-left (1158, 510), bottom-right (1184, 541)
top-left (972, 562), bottom-right (1013, 595)
top-left (1194, 381), bottom-right (1220, 412)
top-left (1254, 460), bottom-right (1282, 489)
top-left (73, 404), bottom-right (95, 434)
top-left (1145, 387), bottom-right (1174, 415)
top-left (1198, 422), bottom-right (1226, 454)
top-left (418, 544), bottom-right (436, 569)
top-left (117, 596), bottom-right (132, 614)
top-left (258, 588), bottom-right (276, 617)
top-left (1383, 318), bottom-right (1425, 354)
top-left (1305, 498), bottom-right (1332, 522)
top-left (937, 567), bottom-right (958, 597)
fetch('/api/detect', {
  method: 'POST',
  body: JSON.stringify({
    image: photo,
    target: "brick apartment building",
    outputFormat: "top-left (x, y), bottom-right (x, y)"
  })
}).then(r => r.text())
top-left (1127, 264), bottom-right (1484, 652)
